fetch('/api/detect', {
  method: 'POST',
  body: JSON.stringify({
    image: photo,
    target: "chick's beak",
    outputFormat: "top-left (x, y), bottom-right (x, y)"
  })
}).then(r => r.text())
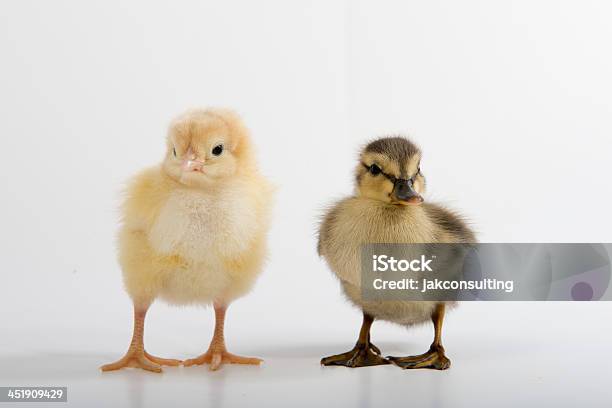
top-left (182, 158), bottom-right (205, 173)
top-left (392, 179), bottom-right (423, 205)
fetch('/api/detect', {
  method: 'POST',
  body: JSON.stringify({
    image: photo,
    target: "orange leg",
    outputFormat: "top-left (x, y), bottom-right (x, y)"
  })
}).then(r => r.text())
top-left (101, 304), bottom-right (181, 373)
top-left (183, 303), bottom-right (262, 371)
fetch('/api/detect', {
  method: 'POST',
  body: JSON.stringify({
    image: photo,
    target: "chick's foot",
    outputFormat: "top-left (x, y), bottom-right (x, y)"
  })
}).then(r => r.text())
top-left (183, 348), bottom-right (263, 371)
top-left (100, 306), bottom-right (181, 373)
top-left (184, 303), bottom-right (263, 371)
top-left (101, 348), bottom-right (163, 373)
top-left (387, 345), bottom-right (451, 370)
top-left (321, 342), bottom-right (390, 368)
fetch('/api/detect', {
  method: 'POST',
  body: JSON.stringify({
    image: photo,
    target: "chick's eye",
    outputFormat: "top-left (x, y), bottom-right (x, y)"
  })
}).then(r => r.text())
top-left (369, 164), bottom-right (382, 175)
top-left (212, 144), bottom-right (223, 156)
top-left (173, 147), bottom-right (177, 157)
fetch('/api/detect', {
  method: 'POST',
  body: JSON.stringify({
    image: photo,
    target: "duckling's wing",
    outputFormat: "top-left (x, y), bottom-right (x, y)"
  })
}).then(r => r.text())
top-left (317, 200), bottom-right (344, 256)
top-left (423, 203), bottom-right (477, 243)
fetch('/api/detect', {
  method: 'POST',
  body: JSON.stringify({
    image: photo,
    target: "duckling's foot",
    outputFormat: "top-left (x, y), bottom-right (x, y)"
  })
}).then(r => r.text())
top-left (183, 349), bottom-right (263, 371)
top-left (321, 343), bottom-right (390, 368)
top-left (387, 345), bottom-right (451, 370)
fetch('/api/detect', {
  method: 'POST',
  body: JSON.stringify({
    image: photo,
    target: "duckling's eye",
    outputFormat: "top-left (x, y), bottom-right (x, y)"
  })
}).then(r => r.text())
top-left (369, 164), bottom-right (382, 175)
top-left (173, 147), bottom-right (177, 157)
top-left (212, 144), bottom-right (224, 156)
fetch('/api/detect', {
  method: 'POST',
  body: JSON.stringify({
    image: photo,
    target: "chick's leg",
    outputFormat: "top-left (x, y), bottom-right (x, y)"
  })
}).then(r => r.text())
top-left (183, 303), bottom-right (263, 371)
top-left (100, 304), bottom-right (181, 373)
top-left (321, 312), bottom-right (390, 367)
top-left (387, 303), bottom-right (451, 370)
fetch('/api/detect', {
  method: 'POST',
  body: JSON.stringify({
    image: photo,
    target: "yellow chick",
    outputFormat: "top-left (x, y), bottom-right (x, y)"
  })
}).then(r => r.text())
top-left (101, 108), bottom-right (273, 372)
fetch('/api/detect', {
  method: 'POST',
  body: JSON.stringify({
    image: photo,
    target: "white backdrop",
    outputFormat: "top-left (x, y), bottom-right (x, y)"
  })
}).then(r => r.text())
top-left (1, 1), bottom-right (611, 407)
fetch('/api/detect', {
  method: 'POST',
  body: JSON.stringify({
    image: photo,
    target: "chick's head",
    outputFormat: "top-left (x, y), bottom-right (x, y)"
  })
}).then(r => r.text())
top-left (163, 109), bottom-right (255, 188)
top-left (356, 136), bottom-right (426, 206)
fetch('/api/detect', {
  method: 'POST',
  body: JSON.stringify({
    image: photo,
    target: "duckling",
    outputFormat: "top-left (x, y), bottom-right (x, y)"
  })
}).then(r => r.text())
top-left (318, 136), bottom-right (475, 369)
top-left (101, 108), bottom-right (272, 372)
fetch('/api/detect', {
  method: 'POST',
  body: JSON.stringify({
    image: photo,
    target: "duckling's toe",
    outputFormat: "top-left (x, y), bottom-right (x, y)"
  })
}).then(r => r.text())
top-left (388, 346), bottom-right (451, 370)
top-left (321, 344), bottom-right (390, 368)
top-left (369, 342), bottom-right (382, 355)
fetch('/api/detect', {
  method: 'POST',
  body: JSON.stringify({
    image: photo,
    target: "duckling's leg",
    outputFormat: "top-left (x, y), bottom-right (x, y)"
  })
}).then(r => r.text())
top-left (387, 303), bottom-right (451, 370)
top-left (183, 303), bottom-right (263, 371)
top-left (101, 304), bottom-right (181, 373)
top-left (321, 312), bottom-right (390, 367)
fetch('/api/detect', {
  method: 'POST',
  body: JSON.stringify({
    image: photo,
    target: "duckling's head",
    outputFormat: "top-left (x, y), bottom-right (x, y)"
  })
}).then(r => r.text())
top-left (163, 108), bottom-right (255, 188)
top-left (356, 136), bottom-right (425, 206)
